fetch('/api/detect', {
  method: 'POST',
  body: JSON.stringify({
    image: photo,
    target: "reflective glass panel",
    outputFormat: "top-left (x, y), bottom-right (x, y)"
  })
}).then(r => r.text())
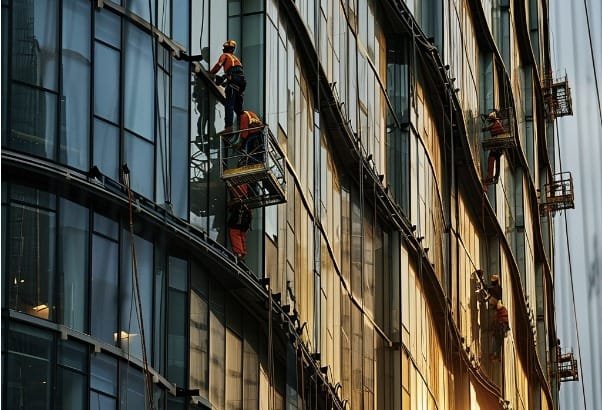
top-left (10, 83), bottom-right (57, 160)
top-left (124, 131), bottom-right (154, 198)
top-left (8, 203), bottom-right (56, 320)
top-left (124, 23), bottom-right (154, 140)
top-left (59, 198), bottom-right (88, 332)
top-left (60, 0), bottom-right (91, 170)
top-left (94, 42), bottom-right (120, 124)
top-left (95, 9), bottom-right (121, 48)
top-left (91, 234), bottom-right (119, 344)
top-left (93, 119), bottom-right (120, 181)
top-left (90, 354), bottom-right (118, 395)
top-left (119, 232), bottom-right (153, 359)
top-left (11, 0), bottom-right (58, 90)
top-left (6, 325), bottom-right (54, 410)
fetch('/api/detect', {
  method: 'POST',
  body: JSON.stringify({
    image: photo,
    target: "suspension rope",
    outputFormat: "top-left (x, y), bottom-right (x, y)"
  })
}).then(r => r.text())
top-left (555, 118), bottom-right (588, 410)
top-left (582, 0), bottom-right (602, 131)
top-left (124, 171), bottom-right (155, 410)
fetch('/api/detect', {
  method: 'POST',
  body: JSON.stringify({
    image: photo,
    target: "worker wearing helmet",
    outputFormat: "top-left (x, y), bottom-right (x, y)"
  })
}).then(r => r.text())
top-left (487, 274), bottom-right (502, 305)
top-left (210, 40), bottom-right (246, 133)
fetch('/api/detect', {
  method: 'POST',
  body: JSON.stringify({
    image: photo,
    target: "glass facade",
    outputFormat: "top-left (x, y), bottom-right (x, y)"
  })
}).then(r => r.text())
top-left (2, 0), bottom-right (560, 409)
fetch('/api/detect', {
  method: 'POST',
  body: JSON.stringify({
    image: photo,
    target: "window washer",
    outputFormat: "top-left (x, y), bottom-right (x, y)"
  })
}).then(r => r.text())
top-left (490, 300), bottom-right (510, 361)
top-left (232, 110), bottom-right (264, 165)
top-left (228, 202), bottom-right (252, 260)
top-left (210, 40), bottom-right (246, 133)
top-left (475, 270), bottom-right (502, 305)
top-left (482, 111), bottom-right (507, 188)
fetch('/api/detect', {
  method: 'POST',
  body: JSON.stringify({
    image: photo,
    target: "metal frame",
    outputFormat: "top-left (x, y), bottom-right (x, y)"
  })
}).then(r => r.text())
top-left (480, 107), bottom-right (517, 151)
top-left (218, 126), bottom-right (287, 209)
top-left (543, 71), bottom-right (573, 119)
top-left (540, 171), bottom-right (575, 214)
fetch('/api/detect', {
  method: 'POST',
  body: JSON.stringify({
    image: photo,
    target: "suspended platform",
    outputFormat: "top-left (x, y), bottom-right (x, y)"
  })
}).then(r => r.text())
top-left (540, 172), bottom-right (575, 214)
top-left (220, 126), bottom-right (287, 209)
top-left (543, 71), bottom-right (573, 119)
top-left (480, 107), bottom-right (517, 151)
top-left (555, 347), bottom-right (579, 382)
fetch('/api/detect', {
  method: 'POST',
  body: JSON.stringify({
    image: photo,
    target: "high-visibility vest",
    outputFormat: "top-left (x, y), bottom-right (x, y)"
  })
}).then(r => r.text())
top-left (218, 53), bottom-right (243, 73)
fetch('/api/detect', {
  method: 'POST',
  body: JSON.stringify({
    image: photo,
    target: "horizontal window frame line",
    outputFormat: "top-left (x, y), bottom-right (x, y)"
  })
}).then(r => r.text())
top-left (4, 310), bottom-right (176, 395)
top-left (2, 149), bottom-right (348, 410)
top-left (9, 79), bottom-right (60, 96)
top-left (278, 0), bottom-right (409, 234)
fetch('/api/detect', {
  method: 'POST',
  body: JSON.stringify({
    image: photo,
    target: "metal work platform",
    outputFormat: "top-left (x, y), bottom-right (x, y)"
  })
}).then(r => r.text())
top-left (220, 126), bottom-right (286, 209)
top-left (543, 71), bottom-right (573, 119)
top-left (480, 107), bottom-right (517, 151)
top-left (555, 348), bottom-right (579, 382)
top-left (540, 172), bottom-right (575, 214)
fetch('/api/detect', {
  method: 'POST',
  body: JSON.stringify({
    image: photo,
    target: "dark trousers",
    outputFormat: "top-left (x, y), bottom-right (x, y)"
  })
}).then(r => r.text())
top-left (244, 132), bottom-right (264, 164)
top-left (224, 77), bottom-right (245, 128)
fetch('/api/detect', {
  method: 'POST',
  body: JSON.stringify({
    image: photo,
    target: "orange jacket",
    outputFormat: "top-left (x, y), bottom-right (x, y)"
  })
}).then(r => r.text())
top-left (210, 52), bottom-right (242, 75)
top-left (487, 118), bottom-right (506, 136)
top-left (239, 111), bottom-right (263, 140)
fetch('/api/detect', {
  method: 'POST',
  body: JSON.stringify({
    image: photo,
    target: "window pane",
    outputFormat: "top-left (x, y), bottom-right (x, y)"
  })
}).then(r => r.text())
top-left (124, 132), bottom-right (154, 198)
top-left (128, 0), bottom-right (150, 21)
top-left (94, 43), bottom-right (120, 124)
top-left (59, 198), bottom-right (88, 332)
top-left (8, 203), bottom-right (56, 320)
top-left (6, 325), bottom-right (54, 410)
top-left (93, 212), bottom-right (118, 239)
top-left (61, 0), bottom-right (91, 170)
top-left (168, 257), bottom-right (188, 386)
top-left (119, 232), bottom-right (153, 359)
top-left (172, 0), bottom-right (188, 48)
top-left (10, 83), bottom-right (57, 160)
top-left (241, 13), bottom-right (264, 114)
top-left (90, 392), bottom-right (117, 410)
top-left (225, 329), bottom-right (243, 410)
top-left (124, 24), bottom-right (154, 140)
top-left (59, 339), bottom-right (87, 372)
top-left (93, 119), bottom-right (120, 181)
top-left (58, 368), bottom-right (87, 410)
top-left (95, 9), bottom-right (121, 48)
top-left (171, 60), bottom-right (189, 219)
top-left (91, 354), bottom-right (118, 395)
top-left (91, 234), bottom-right (118, 344)
top-left (119, 363), bottom-right (145, 409)
top-left (11, 0), bottom-right (58, 90)
top-left (190, 291), bottom-right (209, 399)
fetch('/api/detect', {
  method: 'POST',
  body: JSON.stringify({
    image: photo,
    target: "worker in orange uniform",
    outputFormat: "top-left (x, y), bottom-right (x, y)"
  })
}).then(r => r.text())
top-left (210, 40), bottom-right (246, 133)
top-left (237, 110), bottom-right (265, 165)
top-left (482, 111), bottom-right (506, 188)
top-left (490, 300), bottom-right (510, 361)
top-left (228, 203), bottom-right (252, 260)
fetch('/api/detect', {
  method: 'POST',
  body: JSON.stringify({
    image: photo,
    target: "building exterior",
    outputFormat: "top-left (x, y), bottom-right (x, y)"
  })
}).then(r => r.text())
top-left (1, 0), bottom-right (572, 409)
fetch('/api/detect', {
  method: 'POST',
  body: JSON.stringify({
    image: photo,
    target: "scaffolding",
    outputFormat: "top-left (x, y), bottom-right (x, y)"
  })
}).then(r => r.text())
top-left (540, 172), bottom-right (575, 214)
top-left (480, 107), bottom-right (517, 151)
top-left (219, 126), bottom-right (287, 209)
top-left (543, 71), bottom-right (573, 119)
top-left (555, 347), bottom-right (579, 382)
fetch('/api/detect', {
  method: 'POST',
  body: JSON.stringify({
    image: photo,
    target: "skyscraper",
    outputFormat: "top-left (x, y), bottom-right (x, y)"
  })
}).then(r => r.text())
top-left (2, 0), bottom-right (574, 409)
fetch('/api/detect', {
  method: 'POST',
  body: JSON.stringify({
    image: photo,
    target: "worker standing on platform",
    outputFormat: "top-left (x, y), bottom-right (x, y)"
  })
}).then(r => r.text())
top-left (228, 203), bottom-right (252, 260)
top-left (237, 110), bottom-right (264, 165)
top-left (210, 40), bottom-right (246, 133)
top-left (482, 111), bottom-right (506, 188)
top-left (490, 300), bottom-right (510, 361)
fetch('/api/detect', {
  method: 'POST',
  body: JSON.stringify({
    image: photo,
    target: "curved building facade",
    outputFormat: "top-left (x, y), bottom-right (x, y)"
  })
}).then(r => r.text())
top-left (2, 0), bottom-right (565, 409)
